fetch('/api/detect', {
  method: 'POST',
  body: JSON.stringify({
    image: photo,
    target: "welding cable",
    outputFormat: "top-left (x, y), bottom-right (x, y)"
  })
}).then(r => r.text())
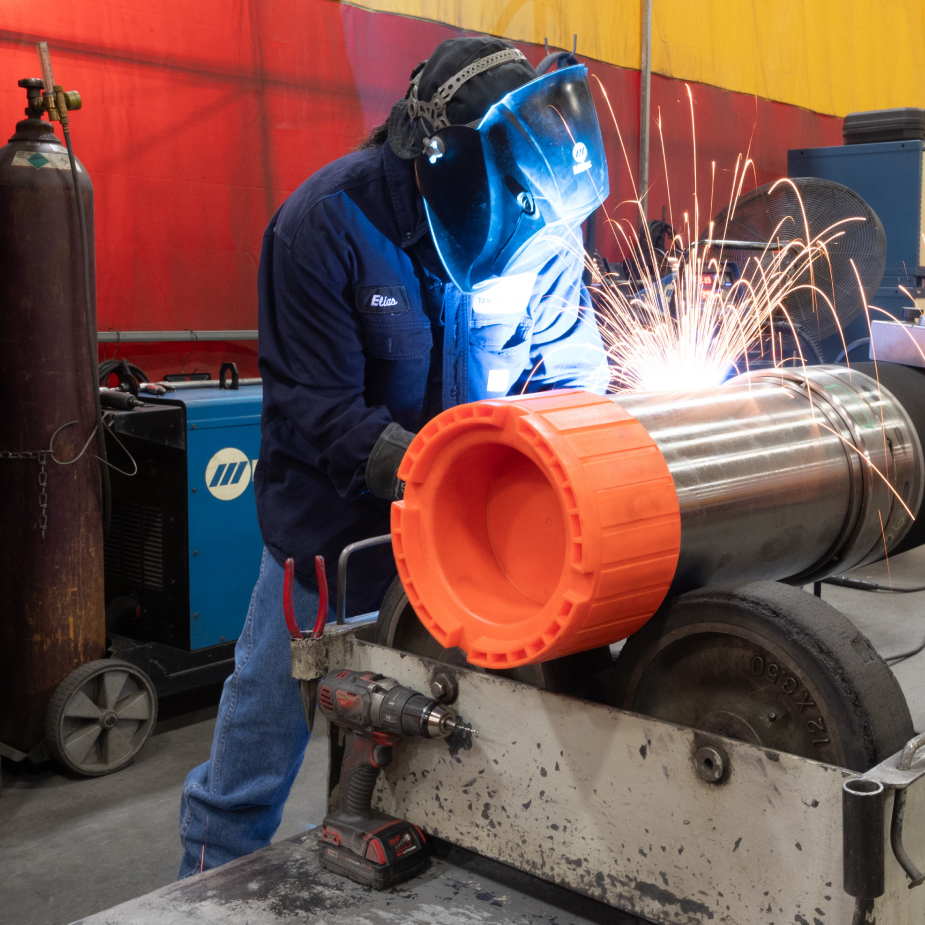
top-left (823, 577), bottom-right (925, 665)
top-left (99, 389), bottom-right (143, 411)
top-left (313, 556), bottom-right (329, 638)
top-left (835, 338), bottom-right (871, 364)
top-left (98, 358), bottom-right (150, 388)
top-left (283, 558), bottom-right (303, 639)
top-left (884, 636), bottom-right (925, 665)
top-left (823, 575), bottom-right (925, 593)
top-left (97, 412), bottom-right (139, 477)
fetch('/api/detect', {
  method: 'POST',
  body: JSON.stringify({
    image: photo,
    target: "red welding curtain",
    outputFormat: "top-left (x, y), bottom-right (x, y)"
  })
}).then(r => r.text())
top-left (0, 1), bottom-right (841, 378)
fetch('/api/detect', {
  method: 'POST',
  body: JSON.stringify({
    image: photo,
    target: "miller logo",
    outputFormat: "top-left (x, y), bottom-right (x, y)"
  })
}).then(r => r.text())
top-left (370, 294), bottom-right (398, 307)
top-left (205, 447), bottom-right (256, 500)
top-left (572, 141), bottom-right (592, 175)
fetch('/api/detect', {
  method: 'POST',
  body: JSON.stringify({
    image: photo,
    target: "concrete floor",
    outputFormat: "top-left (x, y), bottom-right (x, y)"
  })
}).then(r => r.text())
top-left (815, 545), bottom-right (925, 731)
top-left (0, 686), bottom-right (329, 925)
top-left (2, 546), bottom-right (924, 925)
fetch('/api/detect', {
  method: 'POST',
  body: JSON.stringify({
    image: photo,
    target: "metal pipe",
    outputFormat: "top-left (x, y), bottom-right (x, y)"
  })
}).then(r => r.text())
top-left (638, 0), bottom-right (653, 220)
top-left (890, 789), bottom-right (925, 887)
top-left (154, 377), bottom-right (262, 391)
top-left (842, 777), bottom-right (885, 899)
top-left (392, 365), bottom-right (925, 667)
top-left (98, 330), bottom-right (257, 342)
top-left (889, 731), bottom-right (925, 887)
top-left (336, 535), bottom-right (392, 625)
top-left (618, 366), bottom-right (923, 592)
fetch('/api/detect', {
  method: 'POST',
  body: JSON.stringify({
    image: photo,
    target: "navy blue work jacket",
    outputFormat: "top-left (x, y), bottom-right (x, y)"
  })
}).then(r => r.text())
top-left (256, 140), bottom-right (606, 615)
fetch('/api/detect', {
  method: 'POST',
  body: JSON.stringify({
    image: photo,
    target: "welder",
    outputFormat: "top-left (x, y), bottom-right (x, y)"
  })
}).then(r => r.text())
top-left (178, 35), bottom-right (610, 878)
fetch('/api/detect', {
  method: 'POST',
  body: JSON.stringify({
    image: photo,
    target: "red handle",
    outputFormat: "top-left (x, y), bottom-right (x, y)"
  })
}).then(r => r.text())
top-left (313, 555), bottom-right (328, 638)
top-left (283, 558), bottom-right (303, 639)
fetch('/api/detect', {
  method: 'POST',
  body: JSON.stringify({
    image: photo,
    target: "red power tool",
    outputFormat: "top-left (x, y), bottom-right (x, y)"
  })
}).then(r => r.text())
top-left (317, 668), bottom-right (474, 889)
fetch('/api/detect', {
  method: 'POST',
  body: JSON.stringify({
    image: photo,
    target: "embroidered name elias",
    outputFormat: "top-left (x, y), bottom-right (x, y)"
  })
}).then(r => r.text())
top-left (370, 294), bottom-right (398, 307)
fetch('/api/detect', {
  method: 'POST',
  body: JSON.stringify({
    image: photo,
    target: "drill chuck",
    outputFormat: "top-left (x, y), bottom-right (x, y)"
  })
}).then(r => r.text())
top-left (379, 689), bottom-right (458, 738)
top-left (319, 669), bottom-right (470, 739)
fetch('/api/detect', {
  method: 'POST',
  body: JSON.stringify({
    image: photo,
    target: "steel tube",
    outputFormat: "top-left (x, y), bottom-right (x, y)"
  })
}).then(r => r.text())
top-left (638, 0), bottom-right (653, 219)
top-left (842, 777), bottom-right (886, 899)
top-left (155, 377), bottom-right (262, 391)
top-left (98, 330), bottom-right (258, 342)
top-left (393, 364), bottom-right (925, 667)
top-left (336, 535), bottom-right (392, 625)
top-left (619, 365), bottom-right (923, 592)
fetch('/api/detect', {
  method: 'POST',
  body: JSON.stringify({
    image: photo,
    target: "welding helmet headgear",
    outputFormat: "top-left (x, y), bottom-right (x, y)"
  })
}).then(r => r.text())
top-left (388, 37), bottom-right (538, 160)
top-left (415, 65), bottom-right (610, 293)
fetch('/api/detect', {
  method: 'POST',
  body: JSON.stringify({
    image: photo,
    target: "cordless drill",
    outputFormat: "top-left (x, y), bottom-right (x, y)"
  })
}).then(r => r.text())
top-left (317, 668), bottom-right (473, 890)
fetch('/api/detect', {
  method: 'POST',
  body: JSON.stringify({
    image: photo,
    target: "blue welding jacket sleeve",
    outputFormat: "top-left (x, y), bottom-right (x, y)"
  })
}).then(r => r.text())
top-left (518, 250), bottom-right (609, 394)
top-left (258, 220), bottom-right (392, 503)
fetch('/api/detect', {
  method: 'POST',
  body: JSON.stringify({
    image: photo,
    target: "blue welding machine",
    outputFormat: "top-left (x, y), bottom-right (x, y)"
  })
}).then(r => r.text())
top-left (789, 140), bottom-right (925, 358)
top-left (103, 381), bottom-right (265, 694)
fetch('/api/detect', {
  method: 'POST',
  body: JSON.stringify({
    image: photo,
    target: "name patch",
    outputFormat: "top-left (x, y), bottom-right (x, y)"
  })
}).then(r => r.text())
top-left (356, 286), bottom-right (410, 315)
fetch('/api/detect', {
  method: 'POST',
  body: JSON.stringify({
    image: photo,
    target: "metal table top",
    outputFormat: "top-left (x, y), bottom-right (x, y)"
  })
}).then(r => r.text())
top-left (71, 831), bottom-right (647, 925)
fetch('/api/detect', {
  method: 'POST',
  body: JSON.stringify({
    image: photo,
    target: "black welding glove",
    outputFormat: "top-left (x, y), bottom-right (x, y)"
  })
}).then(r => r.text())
top-left (366, 422), bottom-right (416, 501)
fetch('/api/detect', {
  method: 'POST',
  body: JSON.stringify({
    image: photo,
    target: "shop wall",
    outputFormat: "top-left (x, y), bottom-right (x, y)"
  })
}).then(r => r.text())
top-left (1, 1), bottom-right (843, 378)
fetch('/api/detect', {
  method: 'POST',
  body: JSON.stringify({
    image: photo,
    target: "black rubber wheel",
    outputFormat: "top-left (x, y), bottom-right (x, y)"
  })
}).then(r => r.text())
top-left (45, 658), bottom-right (158, 776)
top-left (376, 576), bottom-right (613, 702)
top-left (608, 581), bottom-right (913, 772)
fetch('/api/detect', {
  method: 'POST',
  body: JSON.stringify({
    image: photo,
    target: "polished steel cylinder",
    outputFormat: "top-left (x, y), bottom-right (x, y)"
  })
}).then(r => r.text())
top-left (393, 363), bottom-right (925, 667)
top-left (619, 365), bottom-right (924, 592)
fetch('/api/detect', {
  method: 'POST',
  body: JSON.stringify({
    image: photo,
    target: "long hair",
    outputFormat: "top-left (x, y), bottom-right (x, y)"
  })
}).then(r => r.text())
top-left (354, 121), bottom-right (390, 151)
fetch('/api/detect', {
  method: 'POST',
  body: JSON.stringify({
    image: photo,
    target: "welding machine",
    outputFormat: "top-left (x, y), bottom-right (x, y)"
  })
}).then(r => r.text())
top-left (103, 379), bottom-right (264, 695)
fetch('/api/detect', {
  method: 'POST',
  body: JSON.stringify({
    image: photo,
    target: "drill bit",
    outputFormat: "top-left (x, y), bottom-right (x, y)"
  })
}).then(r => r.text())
top-left (445, 717), bottom-right (478, 737)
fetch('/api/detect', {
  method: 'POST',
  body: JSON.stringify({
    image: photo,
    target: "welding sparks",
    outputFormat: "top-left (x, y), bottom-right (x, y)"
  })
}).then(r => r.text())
top-left (583, 80), bottom-right (857, 394)
top-left (589, 210), bottom-right (849, 393)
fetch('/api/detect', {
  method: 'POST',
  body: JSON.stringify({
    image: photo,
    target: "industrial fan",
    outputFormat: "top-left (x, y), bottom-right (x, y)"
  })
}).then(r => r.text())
top-left (710, 176), bottom-right (887, 350)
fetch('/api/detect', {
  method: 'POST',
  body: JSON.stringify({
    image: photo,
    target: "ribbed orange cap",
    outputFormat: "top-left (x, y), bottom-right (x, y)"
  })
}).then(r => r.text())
top-left (390, 390), bottom-right (681, 667)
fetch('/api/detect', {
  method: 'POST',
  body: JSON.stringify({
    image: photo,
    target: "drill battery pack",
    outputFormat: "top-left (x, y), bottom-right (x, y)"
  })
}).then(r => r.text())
top-left (319, 817), bottom-right (430, 890)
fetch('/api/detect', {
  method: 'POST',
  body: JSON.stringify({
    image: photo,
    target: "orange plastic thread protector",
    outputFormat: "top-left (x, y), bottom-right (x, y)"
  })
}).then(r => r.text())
top-left (391, 390), bottom-right (681, 668)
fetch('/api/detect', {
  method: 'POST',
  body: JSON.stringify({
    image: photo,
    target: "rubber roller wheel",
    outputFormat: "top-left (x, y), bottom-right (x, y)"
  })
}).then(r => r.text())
top-left (608, 581), bottom-right (912, 772)
top-left (376, 576), bottom-right (613, 702)
top-left (45, 659), bottom-right (157, 776)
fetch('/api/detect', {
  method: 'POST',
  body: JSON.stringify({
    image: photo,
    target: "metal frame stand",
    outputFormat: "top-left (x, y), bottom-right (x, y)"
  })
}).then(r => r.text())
top-left (292, 620), bottom-right (925, 924)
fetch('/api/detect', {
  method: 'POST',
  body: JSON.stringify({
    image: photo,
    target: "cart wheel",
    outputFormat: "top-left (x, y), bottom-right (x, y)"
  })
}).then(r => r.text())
top-left (608, 581), bottom-right (913, 772)
top-left (376, 575), bottom-right (612, 702)
top-left (44, 659), bottom-right (157, 776)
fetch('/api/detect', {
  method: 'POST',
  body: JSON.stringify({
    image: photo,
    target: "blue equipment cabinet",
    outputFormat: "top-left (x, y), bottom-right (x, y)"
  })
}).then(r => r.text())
top-left (789, 141), bottom-right (925, 357)
top-left (183, 386), bottom-right (264, 649)
top-left (103, 382), bottom-right (265, 694)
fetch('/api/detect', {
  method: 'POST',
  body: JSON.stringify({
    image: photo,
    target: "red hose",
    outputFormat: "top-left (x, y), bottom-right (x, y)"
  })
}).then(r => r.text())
top-left (283, 558), bottom-right (303, 639)
top-left (313, 556), bottom-right (328, 638)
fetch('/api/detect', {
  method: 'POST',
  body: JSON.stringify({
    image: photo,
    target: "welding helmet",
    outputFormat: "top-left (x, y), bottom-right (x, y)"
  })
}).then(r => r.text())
top-left (414, 65), bottom-right (609, 293)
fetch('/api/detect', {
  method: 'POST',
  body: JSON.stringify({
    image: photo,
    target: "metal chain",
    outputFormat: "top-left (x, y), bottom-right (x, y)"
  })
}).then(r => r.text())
top-left (38, 451), bottom-right (48, 538)
top-left (1, 421), bottom-right (103, 540)
top-left (1, 448), bottom-right (50, 539)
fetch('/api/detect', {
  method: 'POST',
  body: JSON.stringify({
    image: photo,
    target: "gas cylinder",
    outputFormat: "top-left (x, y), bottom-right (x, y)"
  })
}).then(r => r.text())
top-left (0, 78), bottom-right (105, 754)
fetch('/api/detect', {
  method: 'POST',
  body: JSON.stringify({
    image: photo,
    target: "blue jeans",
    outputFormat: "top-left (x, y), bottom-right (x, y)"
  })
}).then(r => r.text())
top-left (178, 548), bottom-right (330, 878)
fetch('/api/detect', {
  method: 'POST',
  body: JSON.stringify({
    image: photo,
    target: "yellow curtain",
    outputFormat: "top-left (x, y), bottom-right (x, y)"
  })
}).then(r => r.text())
top-left (340, 0), bottom-right (925, 117)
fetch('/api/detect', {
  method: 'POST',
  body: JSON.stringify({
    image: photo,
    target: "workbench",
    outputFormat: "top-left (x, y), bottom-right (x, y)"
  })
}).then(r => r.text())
top-left (71, 831), bottom-right (646, 924)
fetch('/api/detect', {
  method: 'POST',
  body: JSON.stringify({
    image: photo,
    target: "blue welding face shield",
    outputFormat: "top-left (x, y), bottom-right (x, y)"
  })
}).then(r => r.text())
top-left (416, 65), bottom-right (609, 294)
